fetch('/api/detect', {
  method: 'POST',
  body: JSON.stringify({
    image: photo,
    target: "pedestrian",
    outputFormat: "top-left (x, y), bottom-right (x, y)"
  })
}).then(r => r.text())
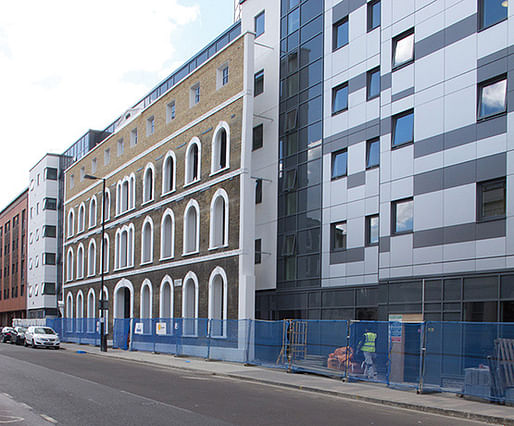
top-left (358, 327), bottom-right (377, 379)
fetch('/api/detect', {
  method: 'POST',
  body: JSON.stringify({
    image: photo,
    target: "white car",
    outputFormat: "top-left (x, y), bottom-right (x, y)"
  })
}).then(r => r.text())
top-left (24, 326), bottom-right (60, 349)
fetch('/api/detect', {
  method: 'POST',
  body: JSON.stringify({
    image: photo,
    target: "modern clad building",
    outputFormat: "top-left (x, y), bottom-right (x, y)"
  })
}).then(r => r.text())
top-left (237, 0), bottom-right (514, 322)
top-left (0, 190), bottom-right (28, 325)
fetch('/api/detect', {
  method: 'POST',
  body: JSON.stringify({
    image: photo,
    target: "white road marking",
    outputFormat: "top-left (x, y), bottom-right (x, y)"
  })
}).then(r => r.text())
top-left (0, 415), bottom-right (24, 424)
top-left (40, 414), bottom-right (58, 424)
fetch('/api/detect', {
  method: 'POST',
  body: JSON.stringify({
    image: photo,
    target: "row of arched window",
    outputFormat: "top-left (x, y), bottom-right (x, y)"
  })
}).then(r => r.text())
top-left (65, 189), bottom-right (229, 281)
top-left (65, 268), bottom-right (228, 335)
top-left (66, 122), bottom-right (230, 239)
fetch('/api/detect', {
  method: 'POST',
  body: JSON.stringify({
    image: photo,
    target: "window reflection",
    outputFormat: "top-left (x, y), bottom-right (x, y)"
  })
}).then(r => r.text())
top-left (478, 78), bottom-right (506, 119)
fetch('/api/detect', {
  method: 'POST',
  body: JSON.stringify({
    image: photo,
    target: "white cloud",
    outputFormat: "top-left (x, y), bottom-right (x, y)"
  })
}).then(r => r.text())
top-left (0, 0), bottom-right (207, 207)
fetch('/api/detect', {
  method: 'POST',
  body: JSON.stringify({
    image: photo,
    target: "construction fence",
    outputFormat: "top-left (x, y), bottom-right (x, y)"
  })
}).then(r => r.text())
top-left (44, 318), bottom-right (514, 402)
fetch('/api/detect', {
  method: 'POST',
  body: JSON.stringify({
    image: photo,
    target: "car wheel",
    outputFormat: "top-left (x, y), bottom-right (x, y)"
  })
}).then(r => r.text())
top-left (32, 341), bottom-right (36, 349)
top-left (54, 346), bottom-right (59, 350)
top-left (24, 340), bottom-right (28, 347)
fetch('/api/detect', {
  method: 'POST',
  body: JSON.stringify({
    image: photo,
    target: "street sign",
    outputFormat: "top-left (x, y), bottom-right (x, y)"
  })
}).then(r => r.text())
top-left (98, 300), bottom-right (109, 310)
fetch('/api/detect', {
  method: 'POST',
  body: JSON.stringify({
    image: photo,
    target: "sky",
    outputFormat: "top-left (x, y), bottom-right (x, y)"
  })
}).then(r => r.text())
top-left (0, 0), bottom-right (235, 208)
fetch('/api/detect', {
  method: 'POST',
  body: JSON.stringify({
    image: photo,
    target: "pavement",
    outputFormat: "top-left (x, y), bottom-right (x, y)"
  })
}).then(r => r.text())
top-left (59, 342), bottom-right (514, 425)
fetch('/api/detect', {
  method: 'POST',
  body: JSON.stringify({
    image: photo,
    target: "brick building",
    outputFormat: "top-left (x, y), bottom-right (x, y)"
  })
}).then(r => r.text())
top-left (0, 189), bottom-right (28, 326)
top-left (63, 25), bottom-right (257, 331)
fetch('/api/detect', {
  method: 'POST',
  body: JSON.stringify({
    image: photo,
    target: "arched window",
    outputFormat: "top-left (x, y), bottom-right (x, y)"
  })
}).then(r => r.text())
top-left (66, 292), bottom-right (74, 318)
top-left (115, 224), bottom-right (134, 269)
top-left (89, 196), bottom-right (97, 228)
top-left (159, 276), bottom-right (174, 318)
top-left (120, 230), bottom-right (127, 268)
top-left (129, 174), bottom-right (136, 209)
top-left (160, 209), bottom-right (175, 260)
top-left (140, 279), bottom-right (153, 319)
top-left (78, 203), bottom-right (86, 233)
top-left (116, 182), bottom-right (121, 215)
top-left (102, 234), bottom-right (110, 273)
top-left (209, 189), bottom-right (229, 249)
top-left (87, 239), bottom-right (96, 276)
top-left (182, 272), bottom-right (198, 335)
top-left (162, 151), bottom-right (176, 194)
top-left (143, 163), bottom-right (154, 203)
top-left (183, 199), bottom-right (200, 254)
top-left (76, 244), bottom-right (84, 279)
top-left (66, 248), bottom-right (74, 281)
top-left (209, 267), bottom-right (228, 337)
top-left (122, 180), bottom-right (129, 212)
top-left (128, 224), bottom-right (135, 266)
top-left (104, 189), bottom-right (111, 221)
top-left (141, 217), bottom-right (153, 264)
top-left (87, 289), bottom-right (95, 318)
top-left (67, 209), bottom-right (75, 237)
top-left (211, 122), bottom-right (230, 174)
top-left (185, 138), bottom-right (201, 185)
top-left (76, 290), bottom-right (84, 318)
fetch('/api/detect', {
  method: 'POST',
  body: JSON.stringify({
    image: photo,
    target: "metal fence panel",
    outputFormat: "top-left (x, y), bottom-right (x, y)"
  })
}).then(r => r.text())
top-left (113, 319), bottom-right (131, 350)
top-left (207, 319), bottom-right (250, 363)
top-left (248, 320), bottom-right (285, 368)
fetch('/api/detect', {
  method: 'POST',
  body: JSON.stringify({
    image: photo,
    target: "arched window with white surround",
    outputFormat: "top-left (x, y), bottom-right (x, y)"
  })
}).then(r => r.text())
top-left (104, 189), bottom-right (111, 221)
top-left (122, 180), bottom-right (129, 212)
top-left (66, 248), bottom-right (74, 282)
top-left (67, 209), bottom-right (75, 237)
top-left (143, 163), bottom-right (155, 203)
top-left (162, 151), bottom-right (176, 195)
top-left (66, 292), bottom-right (74, 318)
top-left (87, 239), bottom-right (96, 276)
top-left (87, 288), bottom-right (95, 332)
top-left (129, 174), bottom-right (136, 209)
top-left (185, 138), bottom-right (201, 185)
top-left (141, 217), bottom-right (154, 264)
top-left (102, 234), bottom-right (110, 273)
top-left (160, 209), bottom-right (175, 260)
top-left (115, 224), bottom-right (134, 269)
top-left (89, 196), bottom-right (97, 228)
top-left (183, 199), bottom-right (200, 255)
top-left (182, 271), bottom-right (198, 335)
top-left (76, 290), bottom-right (84, 318)
top-left (159, 275), bottom-right (174, 319)
top-left (128, 224), bottom-right (135, 266)
top-left (211, 122), bottom-right (230, 174)
top-left (140, 279), bottom-right (153, 319)
top-left (209, 189), bottom-right (229, 249)
top-left (76, 243), bottom-right (84, 279)
top-left (208, 267), bottom-right (228, 337)
top-left (78, 203), bottom-right (86, 233)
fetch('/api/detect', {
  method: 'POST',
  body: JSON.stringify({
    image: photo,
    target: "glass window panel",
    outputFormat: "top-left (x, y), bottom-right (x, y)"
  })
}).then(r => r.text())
top-left (366, 138), bottom-right (380, 168)
top-left (463, 301), bottom-right (497, 322)
top-left (331, 221), bottom-right (347, 250)
top-left (299, 59), bottom-right (322, 88)
top-left (297, 254), bottom-right (320, 278)
top-left (332, 84), bottom-right (348, 114)
top-left (333, 18), bottom-right (348, 50)
top-left (368, 0), bottom-right (381, 31)
top-left (444, 279), bottom-right (461, 300)
top-left (393, 31), bottom-right (414, 68)
top-left (480, 0), bottom-right (507, 29)
top-left (298, 159), bottom-right (321, 188)
top-left (300, 36), bottom-right (323, 67)
top-left (301, 0), bottom-right (322, 25)
top-left (288, 8), bottom-right (300, 34)
top-left (255, 11), bottom-right (265, 37)
top-left (297, 185), bottom-right (320, 212)
top-left (297, 228), bottom-right (320, 254)
top-left (479, 178), bottom-right (506, 220)
top-left (463, 276), bottom-right (498, 300)
top-left (393, 198), bottom-right (413, 233)
top-left (301, 15), bottom-right (322, 43)
top-left (424, 280), bottom-right (442, 301)
top-left (392, 110), bottom-right (414, 147)
top-left (367, 68), bottom-right (381, 100)
top-left (331, 150), bottom-right (347, 179)
top-left (501, 275), bottom-right (514, 299)
top-left (367, 215), bottom-right (379, 245)
top-left (388, 281), bottom-right (422, 303)
top-left (299, 96), bottom-right (322, 127)
top-left (478, 78), bottom-right (507, 118)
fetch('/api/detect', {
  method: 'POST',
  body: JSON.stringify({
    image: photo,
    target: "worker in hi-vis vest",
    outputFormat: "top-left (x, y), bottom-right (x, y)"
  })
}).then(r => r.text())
top-left (358, 327), bottom-right (377, 379)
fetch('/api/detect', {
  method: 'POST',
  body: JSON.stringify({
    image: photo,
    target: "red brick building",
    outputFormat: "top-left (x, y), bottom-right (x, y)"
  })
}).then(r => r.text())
top-left (0, 190), bottom-right (28, 326)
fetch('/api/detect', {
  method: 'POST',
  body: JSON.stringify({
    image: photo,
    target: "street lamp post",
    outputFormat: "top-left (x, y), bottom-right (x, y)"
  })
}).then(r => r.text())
top-left (84, 174), bottom-right (107, 352)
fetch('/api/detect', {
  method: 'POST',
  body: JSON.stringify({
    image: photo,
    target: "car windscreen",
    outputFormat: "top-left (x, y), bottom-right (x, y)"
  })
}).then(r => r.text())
top-left (34, 327), bottom-right (56, 335)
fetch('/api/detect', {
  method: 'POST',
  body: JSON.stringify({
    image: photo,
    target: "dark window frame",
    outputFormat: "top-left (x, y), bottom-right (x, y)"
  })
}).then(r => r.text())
top-left (332, 82), bottom-right (349, 115)
top-left (284, 169), bottom-right (297, 192)
top-left (45, 167), bottom-right (58, 180)
top-left (392, 28), bottom-right (415, 71)
top-left (254, 70), bottom-right (264, 96)
top-left (282, 234), bottom-right (296, 256)
top-left (43, 198), bottom-right (57, 211)
top-left (391, 109), bottom-right (414, 149)
top-left (477, 177), bottom-right (506, 222)
top-left (253, 124), bottom-right (264, 151)
top-left (43, 252), bottom-right (56, 265)
top-left (43, 225), bottom-right (56, 238)
top-left (366, 138), bottom-right (380, 169)
top-left (367, 0), bottom-right (381, 32)
top-left (255, 11), bottom-right (265, 37)
top-left (366, 214), bottom-right (379, 246)
top-left (391, 197), bottom-right (414, 235)
top-left (331, 221), bottom-right (347, 252)
top-left (477, 74), bottom-right (507, 121)
top-left (366, 67), bottom-right (381, 100)
top-left (478, 0), bottom-right (508, 31)
top-left (331, 149), bottom-right (348, 180)
top-left (332, 16), bottom-right (349, 52)
top-left (255, 179), bottom-right (263, 204)
top-left (255, 239), bottom-right (262, 264)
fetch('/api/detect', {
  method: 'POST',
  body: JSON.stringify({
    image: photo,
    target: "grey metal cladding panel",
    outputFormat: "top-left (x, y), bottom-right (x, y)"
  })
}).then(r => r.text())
top-left (477, 57), bottom-right (508, 82)
top-left (412, 220), bottom-right (505, 248)
top-left (391, 87), bottom-right (414, 102)
top-left (324, 118), bottom-right (380, 154)
top-left (476, 219), bottom-right (506, 240)
top-left (413, 227), bottom-right (444, 248)
top-left (508, 91), bottom-right (514, 113)
top-left (414, 169), bottom-right (443, 196)
top-left (476, 114), bottom-right (507, 140)
top-left (415, 14), bottom-right (477, 61)
top-left (349, 0), bottom-right (366, 14)
top-left (348, 128), bottom-right (366, 146)
top-left (444, 123), bottom-right (477, 150)
top-left (478, 47), bottom-right (509, 68)
top-left (476, 152), bottom-right (506, 181)
top-left (333, 1), bottom-right (349, 22)
top-left (347, 171), bottom-right (366, 188)
top-left (379, 236), bottom-right (390, 253)
top-left (443, 160), bottom-right (476, 189)
top-left (414, 134), bottom-right (444, 158)
top-left (329, 247), bottom-right (365, 264)
top-left (381, 73), bottom-right (391, 91)
top-left (349, 72), bottom-right (367, 94)
top-left (380, 117), bottom-right (391, 136)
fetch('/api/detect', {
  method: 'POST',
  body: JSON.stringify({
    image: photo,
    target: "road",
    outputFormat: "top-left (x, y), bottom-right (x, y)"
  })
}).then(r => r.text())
top-left (0, 343), bottom-right (487, 426)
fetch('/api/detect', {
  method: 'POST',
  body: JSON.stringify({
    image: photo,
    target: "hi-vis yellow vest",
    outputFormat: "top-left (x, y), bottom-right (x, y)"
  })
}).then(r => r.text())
top-left (361, 332), bottom-right (376, 352)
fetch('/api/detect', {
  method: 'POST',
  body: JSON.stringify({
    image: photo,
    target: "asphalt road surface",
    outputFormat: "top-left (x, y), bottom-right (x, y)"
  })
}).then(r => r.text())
top-left (0, 343), bottom-right (487, 426)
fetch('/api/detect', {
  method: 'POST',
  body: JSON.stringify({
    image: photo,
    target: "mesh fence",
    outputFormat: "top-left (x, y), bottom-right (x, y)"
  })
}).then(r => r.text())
top-left (248, 320), bottom-right (285, 368)
top-left (113, 319), bottom-right (131, 350)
